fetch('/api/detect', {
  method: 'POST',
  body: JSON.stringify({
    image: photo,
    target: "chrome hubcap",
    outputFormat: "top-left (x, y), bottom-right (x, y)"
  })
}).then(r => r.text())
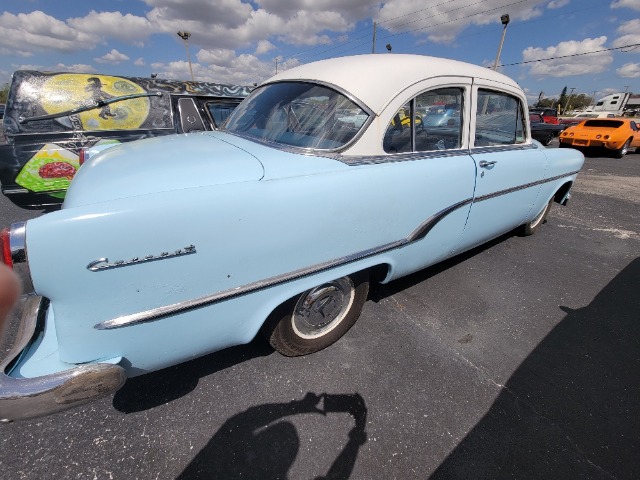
top-left (622, 141), bottom-right (629, 155)
top-left (530, 203), bottom-right (548, 228)
top-left (292, 277), bottom-right (355, 339)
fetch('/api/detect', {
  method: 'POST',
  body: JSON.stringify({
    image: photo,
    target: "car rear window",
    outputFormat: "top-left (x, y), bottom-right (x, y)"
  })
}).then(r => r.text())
top-left (224, 82), bottom-right (370, 151)
top-left (583, 120), bottom-right (624, 128)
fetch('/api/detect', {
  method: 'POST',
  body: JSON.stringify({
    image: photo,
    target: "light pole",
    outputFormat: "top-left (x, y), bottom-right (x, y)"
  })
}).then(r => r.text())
top-left (492, 14), bottom-right (510, 71)
top-left (564, 87), bottom-right (576, 114)
top-left (177, 31), bottom-right (195, 81)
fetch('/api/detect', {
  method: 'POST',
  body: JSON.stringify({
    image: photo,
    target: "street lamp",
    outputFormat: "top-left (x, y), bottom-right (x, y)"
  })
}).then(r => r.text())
top-left (177, 31), bottom-right (195, 81)
top-left (564, 87), bottom-right (576, 114)
top-left (492, 14), bottom-right (510, 71)
top-left (482, 15), bottom-right (510, 114)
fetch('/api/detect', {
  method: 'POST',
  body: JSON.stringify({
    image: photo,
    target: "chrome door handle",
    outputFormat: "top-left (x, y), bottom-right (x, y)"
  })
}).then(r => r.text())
top-left (479, 160), bottom-right (497, 168)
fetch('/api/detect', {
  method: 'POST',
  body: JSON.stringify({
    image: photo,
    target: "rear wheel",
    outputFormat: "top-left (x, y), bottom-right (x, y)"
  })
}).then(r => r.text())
top-left (520, 198), bottom-right (553, 236)
top-left (614, 138), bottom-right (631, 158)
top-left (264, 272), bottom-right (369, 356)
top-left (542, 133), bottom-right (554, 146)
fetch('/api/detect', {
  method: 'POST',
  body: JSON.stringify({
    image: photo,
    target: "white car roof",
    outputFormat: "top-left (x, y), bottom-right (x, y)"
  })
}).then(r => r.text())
top-left (266, 54), bottom-right (521, 114)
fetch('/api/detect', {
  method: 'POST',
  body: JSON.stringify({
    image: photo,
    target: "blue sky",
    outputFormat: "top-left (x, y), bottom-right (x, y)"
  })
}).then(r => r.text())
top-left (1, 0), bottom-right (639, 104)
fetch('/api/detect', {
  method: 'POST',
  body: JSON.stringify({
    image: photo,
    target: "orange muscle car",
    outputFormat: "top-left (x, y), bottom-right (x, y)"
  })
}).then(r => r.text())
top-left (559, 118), bottom-right (640, 158)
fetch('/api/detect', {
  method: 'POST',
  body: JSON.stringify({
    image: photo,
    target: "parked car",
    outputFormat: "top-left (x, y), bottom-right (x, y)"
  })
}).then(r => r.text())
top-left (0, 71), bottom-right (252, 210)
top-left (529, 107), bottom-right (559, 124)
top-left (559, 118), bottom-right (640, 157)
top-left (421, 106), bottom-right (460, 127)
top-left (559, 112), bottom-right (617, 126)
top-left (529, 113), bottom-right (565, 145)
top-left (0, 54), bottom-right (584, 421)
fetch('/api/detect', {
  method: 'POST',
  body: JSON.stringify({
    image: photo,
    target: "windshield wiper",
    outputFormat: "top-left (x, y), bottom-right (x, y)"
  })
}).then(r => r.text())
top-left (18, 91), bottom-right (163, 124)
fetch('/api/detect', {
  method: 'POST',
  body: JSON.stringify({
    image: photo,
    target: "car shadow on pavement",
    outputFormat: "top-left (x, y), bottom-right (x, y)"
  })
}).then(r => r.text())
top-left (113, 335), bottom-right (273, 413)
top-left (177, 392), bottom-right (368, 480)
top-left (430, 256), bottom-right (640, 479)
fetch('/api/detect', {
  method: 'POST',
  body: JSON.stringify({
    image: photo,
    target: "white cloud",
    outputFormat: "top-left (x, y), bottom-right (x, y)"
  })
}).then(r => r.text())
top-left (611, 0), bottom-right (640, 11)
top-left (547, 0), bottom-right (570, 8)
top-left (613, 19), bottom-right (640, 48)
top-left (15, 63), bottom-right (96, 73)
top-left (599, 87), bottom-right (622, 96)
top-left (0, 11), bottom-right (98, 55)
top-left (68, 11), bottom-right (153, 45)
top-left (134, 57), bottom-right (146, 66)
top-left (151, 51), bottom-right (300, 85)
top-left (196, 48), bottom-right (238, 67)
top-left (255, 40), bottom-right (275, 55)
top-left (51, 63), bottom-right (97, 73)
top-left (617, 62), bottom-right (640, 77)
top-left (617, 18), bottom-right (640, 34)
top-left (95, 49), bottom-right (130, 64)
top-left (376, 0), bottom-right (550, 45)
top-left (146, 2), bottom-right (353, 50)
top-left (143, 0), bottom-right (254, 28)
top-left (521, 36), bottom-right (613, 77)
top-left (256, 0), bottom-right (375, 17)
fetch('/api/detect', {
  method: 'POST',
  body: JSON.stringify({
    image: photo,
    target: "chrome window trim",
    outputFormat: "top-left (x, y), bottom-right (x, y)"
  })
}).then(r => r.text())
top-left (330, 142), bottom-right (539, 167)
top-left (335, 148), bottom-right (470, 166)
top-left (223, 79), bottom-right (375, 155)
top-left (469, 143), bottom-right (538, 155)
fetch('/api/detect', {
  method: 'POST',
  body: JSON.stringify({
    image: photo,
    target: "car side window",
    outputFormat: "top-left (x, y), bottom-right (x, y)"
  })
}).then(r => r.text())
top-left (384, 101), bottom-right (413, 153)
top-left (384, 88), bottom-right (463, 154)
top-left (207, 102), bottom-right (239, 128)
top-left (475, 90), bottom-right (525, 146)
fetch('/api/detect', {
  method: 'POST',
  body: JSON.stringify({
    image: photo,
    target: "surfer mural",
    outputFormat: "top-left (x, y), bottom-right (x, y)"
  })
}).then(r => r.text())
top-left (0, 70), bottom-right (251, 210)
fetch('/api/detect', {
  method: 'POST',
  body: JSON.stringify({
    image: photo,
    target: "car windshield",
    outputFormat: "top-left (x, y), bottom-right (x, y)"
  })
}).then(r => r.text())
top-left (583, 120), bottom-right (624, 128)
top-left (224, 82), bottom-right (369, 150)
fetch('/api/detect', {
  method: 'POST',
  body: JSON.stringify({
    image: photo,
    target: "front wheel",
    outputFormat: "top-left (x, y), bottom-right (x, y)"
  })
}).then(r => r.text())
top-left (614, 138), bottom-right (631, 158)
top-left (520, 198), bottom-right (553, 236)
top-left (264, 272), bottom-right (369, 357)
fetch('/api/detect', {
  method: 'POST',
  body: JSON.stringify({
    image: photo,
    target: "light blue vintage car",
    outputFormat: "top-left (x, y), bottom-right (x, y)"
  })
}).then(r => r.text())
top-left (0, 54), bottom-right (584, 421)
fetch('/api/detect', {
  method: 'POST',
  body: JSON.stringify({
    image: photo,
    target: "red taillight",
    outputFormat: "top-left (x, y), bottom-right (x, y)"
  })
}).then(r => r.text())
top-left (1, 228), bottom-right (12, 268)
top-left (79, 148), bottom-right (86, 166)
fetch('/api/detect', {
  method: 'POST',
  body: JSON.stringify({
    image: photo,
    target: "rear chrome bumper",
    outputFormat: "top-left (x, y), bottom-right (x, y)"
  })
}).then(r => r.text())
top-left (0, 296), bottom-right (127, 422)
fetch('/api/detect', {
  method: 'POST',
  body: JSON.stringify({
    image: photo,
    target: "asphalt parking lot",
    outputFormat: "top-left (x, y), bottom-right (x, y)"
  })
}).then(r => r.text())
top-left (0, 146), bottom-right (639, 479)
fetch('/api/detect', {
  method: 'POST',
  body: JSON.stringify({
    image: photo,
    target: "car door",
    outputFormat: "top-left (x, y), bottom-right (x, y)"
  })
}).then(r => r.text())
top-left (630, 121), bottom-right (640, 148)
top-left (452, 86), bottom-right (548, 255)
top-left (372, 83), bottom-right (476, 277)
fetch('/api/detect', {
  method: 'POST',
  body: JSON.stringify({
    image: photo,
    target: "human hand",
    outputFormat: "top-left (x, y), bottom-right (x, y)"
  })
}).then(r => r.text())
top-left (0, 264), bottom-right (20, 341)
